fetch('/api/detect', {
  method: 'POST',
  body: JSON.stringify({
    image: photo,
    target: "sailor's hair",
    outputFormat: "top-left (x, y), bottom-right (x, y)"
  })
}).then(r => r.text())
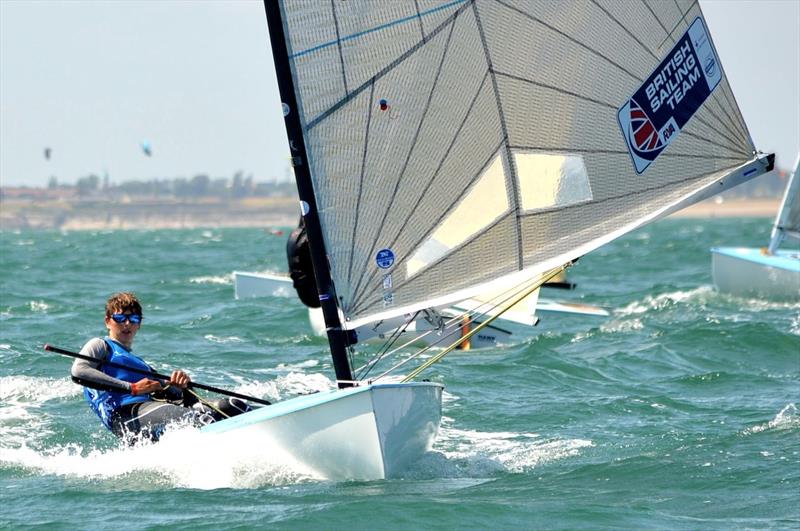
top-left (105, 292), bottom-right (143, 318)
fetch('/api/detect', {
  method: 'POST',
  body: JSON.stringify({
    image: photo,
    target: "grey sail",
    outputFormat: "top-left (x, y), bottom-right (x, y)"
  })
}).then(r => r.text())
top-left (768, 155), bottom-right (800, 253)
top-left (276, 0), bottom-right (772, 327)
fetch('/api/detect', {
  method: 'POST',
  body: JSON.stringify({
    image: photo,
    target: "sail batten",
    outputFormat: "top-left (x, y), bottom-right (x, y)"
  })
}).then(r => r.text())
top-left (277, 0), bottom-right (769, 326)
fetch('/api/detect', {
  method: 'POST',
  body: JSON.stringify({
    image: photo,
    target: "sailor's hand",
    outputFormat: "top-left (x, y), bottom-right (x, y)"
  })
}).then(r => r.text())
top-left (130, 378), bottom-right (164, 396)
top-left (169, 370), bottom-right (191, 389)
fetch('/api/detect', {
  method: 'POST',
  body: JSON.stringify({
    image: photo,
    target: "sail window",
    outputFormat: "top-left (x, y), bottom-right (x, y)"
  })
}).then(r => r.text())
top-left (407, 153), bottom-right (509, 277)
top-left (514, 152), bottom-right (592, 211)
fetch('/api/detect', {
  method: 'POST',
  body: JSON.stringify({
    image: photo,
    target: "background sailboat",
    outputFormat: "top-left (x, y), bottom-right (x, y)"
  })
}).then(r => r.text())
top-left (232, 268), bottom-right (608, 348)
top-left (203, 0), bottom-right (772, 480)
top-left (711, 155), bottom-right (800, 300)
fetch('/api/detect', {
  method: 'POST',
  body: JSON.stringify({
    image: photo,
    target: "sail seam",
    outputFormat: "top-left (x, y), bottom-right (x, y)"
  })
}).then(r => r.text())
top-left (517, 170), bottom-right (734, 217)
top-left (679, 2), bottom-right (752, 147)
top-left (493, 0), bottom-right (644, 83)
top-left (413, 0), bottom-right (427, 41)
top-left (589, 0), bottom-right (659, 61)
top-left (346, 82), bottom-right (376, 294)
top-left (496, 68), bottom-right (744, 157)
top-left (508, 144), bottom-right (744, 161)
top-left (305, 1), bottom-right (472, 131)
top-left (707, 84), bottom-right (752, 150)
top-left (350, 139), bottom-right (509, 316)
top-left (494, 70), bottom-right (617, 110)
top-left (593, 0), bottom-right (747, 152)
top-left (472, 0), bottom-right (523, 270)
top-left (714, 80), bottom-right (752, 148)
top-left (643, 0), bottom-right (749, 150)
top-left (641, 0), bottom-right (671, 47)
top-left (657, 0), bottom-right (697, 50)
top-left (290, 0), bottom-right (467, 59)
top-left (349, 12), bottom-right (461, 305)
top-left (329, 0), bottom-right (349, 94)
top-left (350, 70), bottom-right (492, 309)
top-left (352, 165), bottom-right (737, 315)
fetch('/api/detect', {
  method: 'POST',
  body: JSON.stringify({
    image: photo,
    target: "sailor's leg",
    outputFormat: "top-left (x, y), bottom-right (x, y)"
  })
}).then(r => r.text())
top-left (191, 397), bottom-right (256, 421)
top-left (112, 400), bottom-right (207, 441)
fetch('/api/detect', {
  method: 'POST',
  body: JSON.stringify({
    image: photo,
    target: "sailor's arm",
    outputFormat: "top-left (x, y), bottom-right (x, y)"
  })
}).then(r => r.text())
top-left (70, 338), bottom-right (161, 395)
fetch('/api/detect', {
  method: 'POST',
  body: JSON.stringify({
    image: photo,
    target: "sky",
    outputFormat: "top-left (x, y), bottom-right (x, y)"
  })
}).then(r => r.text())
top-left (1, 0), bottom-right (798, 188)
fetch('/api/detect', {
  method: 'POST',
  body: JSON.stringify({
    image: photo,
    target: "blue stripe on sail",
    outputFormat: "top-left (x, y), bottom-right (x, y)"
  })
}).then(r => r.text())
top-left (290, 0), bottom-right (468, 59)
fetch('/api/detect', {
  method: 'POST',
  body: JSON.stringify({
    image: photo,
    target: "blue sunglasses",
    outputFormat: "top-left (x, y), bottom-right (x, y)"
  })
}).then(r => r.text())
top-left (110, 313), bottom-right (142, 324)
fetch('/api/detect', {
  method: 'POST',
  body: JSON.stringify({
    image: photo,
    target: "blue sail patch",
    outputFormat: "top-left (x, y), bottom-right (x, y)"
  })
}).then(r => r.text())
top-left (618, 17), bottom-right (722, 174)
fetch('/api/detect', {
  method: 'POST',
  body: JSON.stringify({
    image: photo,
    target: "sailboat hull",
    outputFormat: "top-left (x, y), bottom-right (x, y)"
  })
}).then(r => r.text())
top-left (233, 271), bottom-right (294, 299)
top-left (201, 382), bottom-right (443, 480)
top-left (711, 247), bottom-right (800, 300)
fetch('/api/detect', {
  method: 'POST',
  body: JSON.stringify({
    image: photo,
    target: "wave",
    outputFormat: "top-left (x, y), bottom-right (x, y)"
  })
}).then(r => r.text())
top-left (742, 403), bottom-right (799, 435)
top-left (29, 300), bottom-right (51, 312)
top-left (614, 286), bottom-right (712, 317)
top-left (401, 416), bottom-right (592, 479)
top-left (0, 376), bottom-right (80, 448)
top-left (0, 375), bottom-right (77, 403)
top-left (189, 275), bottom-right (232, 285)
top-left (0, 425), bottom-right (321, 490)
top-left (203, 334), bottom-right (244, 344)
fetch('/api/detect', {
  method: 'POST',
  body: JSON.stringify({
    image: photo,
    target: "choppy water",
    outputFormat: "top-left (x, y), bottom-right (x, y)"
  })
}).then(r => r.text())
top-left (1, 218), bottom-right (798, 529)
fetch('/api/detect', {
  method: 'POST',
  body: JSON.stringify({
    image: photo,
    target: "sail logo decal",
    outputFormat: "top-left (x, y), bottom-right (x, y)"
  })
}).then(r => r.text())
top-left (618, 17), bottom-right (722, 174)
top-left (376, 249), bottom-right (395, 269)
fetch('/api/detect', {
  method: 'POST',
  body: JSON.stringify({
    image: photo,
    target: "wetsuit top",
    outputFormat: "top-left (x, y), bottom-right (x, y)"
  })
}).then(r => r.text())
top-left (71, 338), bottom-right (153, 430)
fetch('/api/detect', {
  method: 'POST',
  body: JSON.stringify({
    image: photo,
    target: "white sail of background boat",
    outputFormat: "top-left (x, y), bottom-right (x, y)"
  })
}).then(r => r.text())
top-left (711, 154), bottom-right (800, 300)
top-left (203, 0), bottom-right (773, 480)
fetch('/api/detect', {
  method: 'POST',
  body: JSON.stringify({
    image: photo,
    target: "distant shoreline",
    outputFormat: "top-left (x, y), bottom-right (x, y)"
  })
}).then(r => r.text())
top-left (668, 198), bottom-right (780, 218)
top-left (0, 196), bottom-right (780, 231)
top-left (0, 196), bottom-right (299, 231)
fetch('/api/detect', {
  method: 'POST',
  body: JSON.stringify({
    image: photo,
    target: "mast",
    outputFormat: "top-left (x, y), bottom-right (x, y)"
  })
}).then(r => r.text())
top-left (263, 0), bottom-right (354, 387)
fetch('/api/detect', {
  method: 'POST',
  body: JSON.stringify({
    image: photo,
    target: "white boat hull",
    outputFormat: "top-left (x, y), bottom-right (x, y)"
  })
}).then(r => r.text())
top-left (233, 271), bottom-right (295, 299)
top-left (711, 247), bottom-right (800, 301)
top-left (201, 382), bottom-right (443, 480)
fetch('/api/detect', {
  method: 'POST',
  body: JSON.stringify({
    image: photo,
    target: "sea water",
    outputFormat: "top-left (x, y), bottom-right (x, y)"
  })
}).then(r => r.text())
top-left (1, 218), bottom-right (797, 529)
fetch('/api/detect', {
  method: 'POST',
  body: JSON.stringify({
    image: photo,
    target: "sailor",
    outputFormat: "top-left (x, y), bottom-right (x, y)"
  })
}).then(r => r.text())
top-left (71, 292), bottom-right (251, 441)
top-left (286, 217), bottom-right (321, 308)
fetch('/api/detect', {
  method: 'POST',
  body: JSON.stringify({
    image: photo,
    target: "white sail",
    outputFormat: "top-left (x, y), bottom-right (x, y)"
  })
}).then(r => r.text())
top-left (768, 154), bottom-right (800, 253)
top-left (277, 0), bottom-right (771, 327)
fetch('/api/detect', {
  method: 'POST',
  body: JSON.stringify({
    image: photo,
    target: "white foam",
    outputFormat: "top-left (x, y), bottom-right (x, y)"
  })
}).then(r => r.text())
top-left (0, 425), bottom-right (321, 489)
top-left (272, 359), bottom-right (319, 371)
top-left (615, 287), bottom-right (711, 316)
top-left (743, 403), bottom-right (799, 435)
top-left (29, 301), bottom-right (50, 312)
top-left (189, 275), bottom-right (232, 285)
top-left (437, 425), bottom-right (592, 472)
top-left (404, 419), bottom-right (592, 478)
top-left (203, 334), bottom-right (243, 344)
top-left (0, 377), bottom-right (80, 448)
top-left (0, 376), bottom-right (78, 403)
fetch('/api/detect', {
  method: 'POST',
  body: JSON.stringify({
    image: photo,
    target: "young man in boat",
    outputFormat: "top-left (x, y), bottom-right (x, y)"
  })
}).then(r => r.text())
top-left (71, 292), bottom-right (251, 441)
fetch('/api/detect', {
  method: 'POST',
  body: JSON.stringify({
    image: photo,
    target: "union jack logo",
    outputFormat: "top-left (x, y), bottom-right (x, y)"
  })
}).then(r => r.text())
top-left (628, 98), bottom-right (665, 158)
